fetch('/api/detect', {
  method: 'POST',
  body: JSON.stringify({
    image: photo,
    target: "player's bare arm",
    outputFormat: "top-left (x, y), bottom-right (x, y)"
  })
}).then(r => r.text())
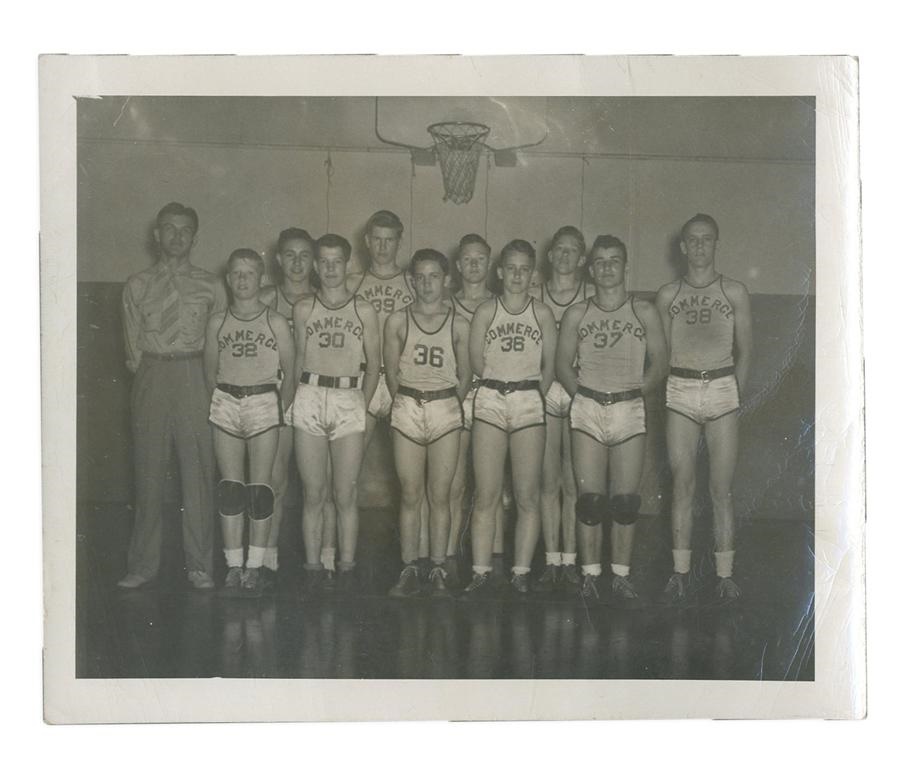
top-left (555, 302), bottom-right (587, 397)
top-left (203, 311), bottom-right (224, 398)
top-left (382, 310), bottom-right (406, 398)
top-left (468, 299), bottom-right (494, 379)
top-left (654, 280), bottom-right (679, 350)
top-left (345, 271), bottom-right (364, 294)
top-left (634, 297), bottom-right (669, 394)
top-left (535, 301), bottom-right (559, 396)
top-left (291, 295), bottom-right (315, 384)
top-left (453, 313), bottom-right (472, 399)
top-left (270, 312), bottom-right (295, 409)
top-left (359, 300), bottom-right (381, 407)
top-left (724, 278), bottom-right (753, 391)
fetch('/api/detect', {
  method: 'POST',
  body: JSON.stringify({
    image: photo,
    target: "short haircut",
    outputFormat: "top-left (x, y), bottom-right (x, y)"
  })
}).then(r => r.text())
top-left (550, 225), bottom-right (586, 254)
top-left (500, 239), bottom-right (536, 266)
top-left (458, 233), bottom-right (491, 255)
top-left (316, 233), bottom-right (352, 261)
top-left (277, 227), bottom-right (315, 253)
top-left (156, 202), bottom-right (199, 231)
top-left (227, 248), bottom-right (265, 274)
top-left (411, 248), bottom-right (449, 275)
top-left (365, 210), bottom-right (404, 237)
top-left (681, 213), bottom-right (720, 241)
top-left (589, 235), bottom-right (628, 263)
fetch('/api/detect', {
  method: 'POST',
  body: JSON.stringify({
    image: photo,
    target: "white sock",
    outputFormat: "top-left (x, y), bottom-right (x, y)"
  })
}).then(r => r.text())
top-left (473, 565), bottom-right (491, 576)
top-left (545, 551), bottom-right (562, 566)
top-left (246, 545), bottom-right (266, 569)
top-left (263, 547), bottom-right (278, 571)
top-left (673, 549), bottom-right (692, 574)
top-left (582, 563), bottom-right (602, 576)
top-left (561, 552), bottom-right (577, 566)
top-left (715, 550), bottom-right (735, 578)
top-left (224, 548), bottom-right (244, 569)
top-left (321, 547), bottom-right (336, 571)
top-left (611, 563), bottom-right (630, 577)
top-left (511, 566), bottom-right (530, 576)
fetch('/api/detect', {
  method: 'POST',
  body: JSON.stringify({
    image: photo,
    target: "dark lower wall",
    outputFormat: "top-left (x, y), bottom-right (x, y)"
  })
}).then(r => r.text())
top-left (77, 284), bottom-right (813, 520)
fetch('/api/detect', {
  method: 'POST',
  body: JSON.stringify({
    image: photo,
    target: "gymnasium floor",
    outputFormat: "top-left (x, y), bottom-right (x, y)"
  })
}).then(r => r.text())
top-left (76, 501), bottom-right (814, 681)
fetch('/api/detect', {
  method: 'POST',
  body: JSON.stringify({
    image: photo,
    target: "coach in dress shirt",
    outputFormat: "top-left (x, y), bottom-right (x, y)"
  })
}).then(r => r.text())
top-left (118, 202), bottom-right (226, 589)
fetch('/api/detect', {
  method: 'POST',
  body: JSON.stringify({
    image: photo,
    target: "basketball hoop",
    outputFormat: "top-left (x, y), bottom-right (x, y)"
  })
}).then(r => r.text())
top-left (428, 122), bottom-right (490, 204)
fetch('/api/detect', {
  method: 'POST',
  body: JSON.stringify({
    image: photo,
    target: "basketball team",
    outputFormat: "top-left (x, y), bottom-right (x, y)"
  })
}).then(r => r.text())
top-left (118, 204), bottom-right (752, 607)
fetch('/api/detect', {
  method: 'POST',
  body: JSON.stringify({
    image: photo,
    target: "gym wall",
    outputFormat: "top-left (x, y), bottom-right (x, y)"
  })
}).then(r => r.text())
top-left (76, 97), bottom-right (814, 522)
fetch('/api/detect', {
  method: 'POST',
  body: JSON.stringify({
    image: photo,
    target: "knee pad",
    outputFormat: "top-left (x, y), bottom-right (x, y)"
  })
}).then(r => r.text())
top-left (575, 493), bottom-right (607, 527)
top-left (217, 479), bottom-right (247, 517)
top-left (247, 484), bottom-right (275, 521)
top-left (610, 494), bottom-right (641, 525)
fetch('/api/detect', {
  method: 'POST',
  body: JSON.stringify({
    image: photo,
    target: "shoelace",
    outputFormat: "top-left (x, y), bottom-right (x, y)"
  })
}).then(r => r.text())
top-left (430, 567), bottom-right (448, 582)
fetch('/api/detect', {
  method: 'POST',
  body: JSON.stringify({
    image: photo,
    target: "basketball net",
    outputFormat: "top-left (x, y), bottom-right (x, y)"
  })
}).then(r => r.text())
top-left (428, 122), bottom-right (490, 204)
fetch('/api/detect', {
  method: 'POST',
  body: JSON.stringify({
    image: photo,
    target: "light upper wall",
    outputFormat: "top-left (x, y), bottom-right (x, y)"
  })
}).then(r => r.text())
top-left (77, 96), bottom-right (814, 294)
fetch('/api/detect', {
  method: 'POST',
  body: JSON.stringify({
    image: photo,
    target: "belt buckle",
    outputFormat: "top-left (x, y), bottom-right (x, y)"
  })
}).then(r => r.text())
top-left (699, 370), bottom-right (711, 383)
top-left (500, 382), bottom-right (515, 395)
top-left (598, 391), bottom-right (614, 406)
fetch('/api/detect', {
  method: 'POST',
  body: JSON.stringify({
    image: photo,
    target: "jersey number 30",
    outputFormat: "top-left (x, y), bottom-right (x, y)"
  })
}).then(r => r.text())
top-left (413, 344), bottom-right (443, 367)
top-left (318, 332), bottom-right (346, 349)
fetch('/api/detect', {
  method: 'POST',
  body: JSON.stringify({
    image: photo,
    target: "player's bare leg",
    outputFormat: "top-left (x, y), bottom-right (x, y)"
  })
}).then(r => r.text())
top-left (425, 430), bottom-right (460, 595)
top-left (559, 419), bottom-right (579, 589)
top-left (329, 431), bottom-right (366, 592)
top-left (320, 456), bottom-right (338, 585)
top-left (417, 494), bottom-right (430, 564)
top-left (464, 422), bottom-right (509, 596)
top-left (295, 429), bottom-right (330, 598)
top-left (390, 433), bottom-right (428, 597)
top-left (266, 425), bottom-right (292, 579)
top-left (490, 489), bottom-right (505, 583)
top-left (446, 428), bottom-right (471, 584)
top-left (242, 429), bottom-right (278, 592)
top-left (509, 424), bottom-right (546, 594)
top-left (705, 412), bottom-right (741, 600)
top-left (609, 434), bottom-right (646, 604)
top-left (214, 429), bottom-right (248, 591)
top-left (572, 431), bottom-right (609, 600)
top-left (536, 415), bottom-right (564, 591)
top-left (664, 410), bottom-right (703, 603)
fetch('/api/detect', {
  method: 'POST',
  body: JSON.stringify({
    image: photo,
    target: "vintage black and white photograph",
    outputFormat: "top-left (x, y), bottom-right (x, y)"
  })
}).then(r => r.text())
top-left (41, 56), bottom-right (863, 722)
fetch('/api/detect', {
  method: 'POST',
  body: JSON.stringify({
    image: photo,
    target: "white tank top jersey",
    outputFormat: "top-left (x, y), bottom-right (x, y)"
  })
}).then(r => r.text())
top-left (482, 297), bottom-right (543, 382)
top-left (539, 280), bottom-right (592, 327)
top-left (302, 295), bottom-right (366, 378)
top-left (355, 270), bottom-right (415, 334)
top-left (216, 307), bottom-right (281, 387)
top-left (398, 306), bottom-right (459, 391)
top-left (452, 294), bottom-right (477, 321)
top-left (668, 276), bottom-right (735, 370)
top-left (577, 296), bottom-right (646, 392)
top-left (273, 287), bottom-right (298, 331)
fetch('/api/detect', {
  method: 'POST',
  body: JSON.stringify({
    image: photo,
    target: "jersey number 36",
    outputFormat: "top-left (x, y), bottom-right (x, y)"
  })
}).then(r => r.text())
top-left (413, 344), bottom-right (443, 367)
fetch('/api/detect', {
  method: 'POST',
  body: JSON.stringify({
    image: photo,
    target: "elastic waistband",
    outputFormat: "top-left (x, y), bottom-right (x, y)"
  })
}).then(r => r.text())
top-left (479, 379), bottom-right (541, 394)
top-left (576, 386), bottom-right (643, 406)
top-left (397, 385), bottom-right (458, 403)
top-left (142, 350), bottom-right (203, 361)
top-left (300, 372), bottom-right (361, 389)
top-left (669, 366), bottom-right (735, 382)
top-left (217, 383), bottom-right (278, 399)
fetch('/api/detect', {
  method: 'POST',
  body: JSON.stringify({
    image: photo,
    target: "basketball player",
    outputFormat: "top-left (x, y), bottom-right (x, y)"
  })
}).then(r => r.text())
top-left (119, 202), bottom-right (226, 590)
top-left (384, 249), bottom-right (471, 597)
top-left (531, 226), bottom-right (594, 593)
top-left (204, 249), bottom-right (295, 594)
top-left (655, 214), bottom-right (752, 604)
top-left (260, 228), bottom-right (338, 588)
top-left (291, 234), bottom-right (380, 598)
top-left (556, 235), bottom-right (667, 604)
top-left (447, 234), bottom-right (505, 586)
top-left (463, 240), bottom-right (558, 597)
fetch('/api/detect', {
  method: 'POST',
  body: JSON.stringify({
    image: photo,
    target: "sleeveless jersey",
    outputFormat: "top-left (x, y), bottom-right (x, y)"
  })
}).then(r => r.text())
top-left (355, 270), bottom-right (415, 332)
top-left (668, 276), bottom-right (735, 369)
top-left (482, 297), bottom-right (543, 382)
top-left (538, 280), bottom-right (592, 328)
top-left (272, 287), bottom-right (300, 331)
top-left (452, 293), bottom-right (481, 321)
top-left (577, 296), bottom-right (646, 392)
top-left (397, 306), bottom-right (459, 391)
top-left (302, 295), bottom-right (366, 377)
top-left (216, 307), bottom-right (281, 386)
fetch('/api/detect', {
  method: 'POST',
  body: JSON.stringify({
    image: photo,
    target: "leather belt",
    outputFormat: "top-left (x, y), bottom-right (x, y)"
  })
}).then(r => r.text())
top-left (143, 350), bottom-right (203, 361)
top-left (576, 386), bottom-right (643, 406)
top-left (217, 383), bottom-right (278, 398)
top-left (397, 386), bottom-right (458, 403)
top-left (669, 366), bottom-right (735, 382)
top-left (300, 372), bottom-right (361, 389)
top-left (479, 379), bottom-right (541, 395)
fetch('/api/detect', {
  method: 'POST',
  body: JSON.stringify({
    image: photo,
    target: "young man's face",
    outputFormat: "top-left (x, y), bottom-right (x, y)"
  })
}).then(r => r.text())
top-left (498, 250), bottom-right (535, 295)
top-left (548, 234), bottom-right (585, 276)
top-left (227, 259), bottom-right (263, 300)
top-left (315, 246), bottom-right (349, 289)
top-left (589, 247), bottom-right (627, 290)
top-left (680, 221), bottom-right (718, 269)
top-left (365, 226), bottom-right (401, 266)
top-left (412, 259), bottom-right (448, 304)
top-left (457, 243), bottom-right (491, 285)
top-left (154, 213), bottom-right (197, 260)
top-left (277, 238), bottom-right (314, 284)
